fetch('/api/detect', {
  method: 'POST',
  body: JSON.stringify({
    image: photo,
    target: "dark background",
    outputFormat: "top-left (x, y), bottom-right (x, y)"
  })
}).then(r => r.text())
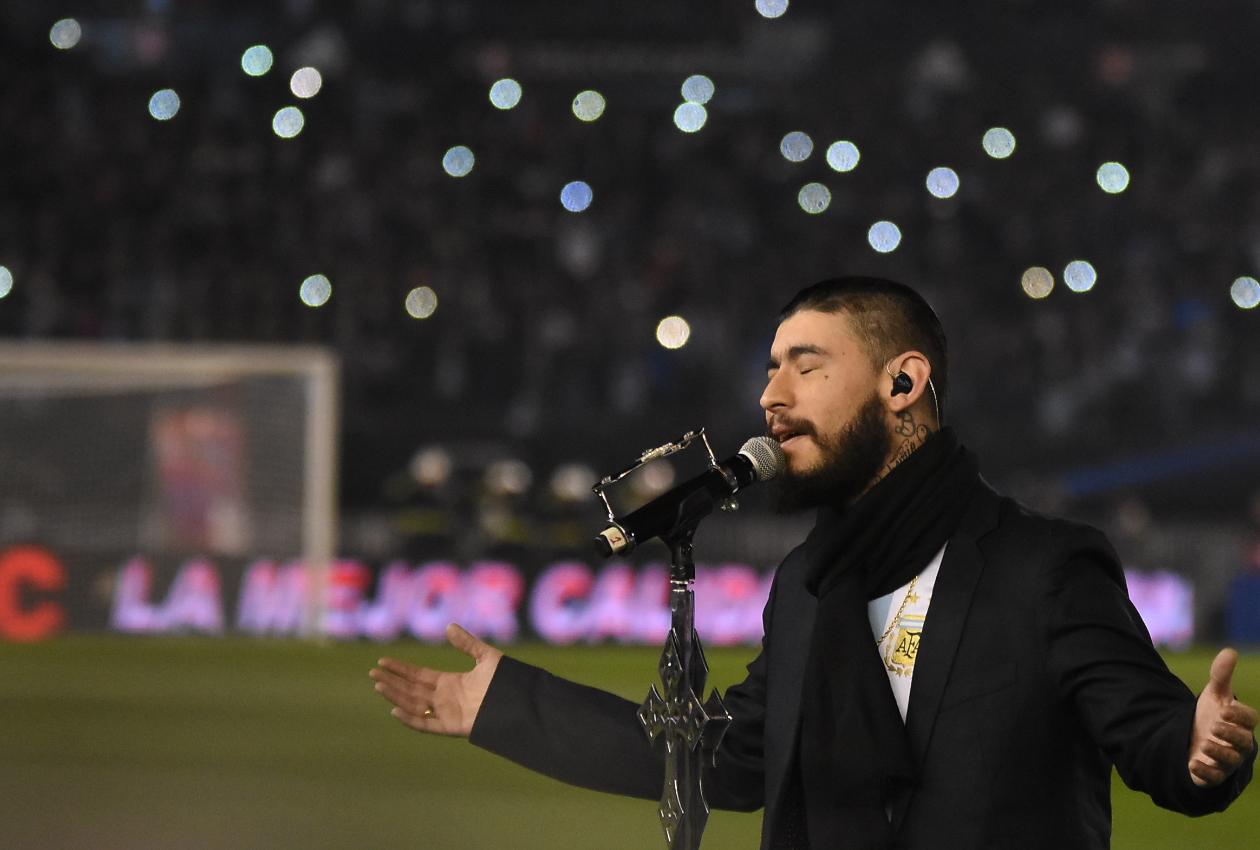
top-left (1, 0), bottom-right (1258, 534)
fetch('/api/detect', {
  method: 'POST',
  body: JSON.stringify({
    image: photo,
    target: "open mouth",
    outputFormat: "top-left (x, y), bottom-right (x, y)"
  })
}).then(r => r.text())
top-left (775, 429), bottom-right (808, 447)
top-left (768, 417), bottom-right (812, 448)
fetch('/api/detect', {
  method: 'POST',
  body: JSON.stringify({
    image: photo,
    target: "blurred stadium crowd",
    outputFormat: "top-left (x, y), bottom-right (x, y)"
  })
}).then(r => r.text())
top-left (1, 0), bottom-right (1258, 533)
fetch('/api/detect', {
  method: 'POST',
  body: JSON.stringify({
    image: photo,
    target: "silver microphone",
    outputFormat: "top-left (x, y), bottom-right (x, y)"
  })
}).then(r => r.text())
top-left (594, 436), bottom-right (786, 556)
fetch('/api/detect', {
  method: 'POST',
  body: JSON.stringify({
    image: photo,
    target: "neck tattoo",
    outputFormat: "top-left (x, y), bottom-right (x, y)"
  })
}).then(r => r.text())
top-left (878, 409), bottom-right (932, 481)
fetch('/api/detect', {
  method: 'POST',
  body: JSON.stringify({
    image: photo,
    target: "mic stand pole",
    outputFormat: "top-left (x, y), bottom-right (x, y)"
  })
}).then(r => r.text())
top-left (637, 524), bottom-right (733, 850)
top-left (590, 428), bottom-right (738, 850)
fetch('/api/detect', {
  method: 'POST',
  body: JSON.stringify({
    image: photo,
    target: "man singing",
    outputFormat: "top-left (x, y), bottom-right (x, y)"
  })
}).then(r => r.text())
top-left (370, 276), bottom-right (1257, 848)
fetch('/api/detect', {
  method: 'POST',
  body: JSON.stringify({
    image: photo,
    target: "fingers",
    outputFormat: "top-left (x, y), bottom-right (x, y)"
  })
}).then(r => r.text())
top-left (1212, 719), bottom-right (1256, 753)
top-left (1208, 648), bottom-right (1239, 700)
top-left (369, 662), bottom-right (438, 721)
top-left (1188, 701), bottom-right (1257, 789)
top-left (368, 631), bottom-right (496, 740)
top-left (376, 623), bottom-right (494, 672)
top-left (373, 677), bottom-right (434, 712)
top-left (368, 665), bottom-right (411, 690)
top-left (1198, 738), bottom-right (1246, 774)
top-left (1189, 756), bottom-right (1229, 788)
top-left (375, 656), bottom-right (420, 679)
top-left (369, 667), bottom-right (452, 734)
top-left (446, 623), bottom-right (491, 661)
top-left (375, 657), bottom-right (440, 687)
top-left (370, 670), bottom-right (435, 699)
top-left (1223, 701), bottom-right (1259, 734)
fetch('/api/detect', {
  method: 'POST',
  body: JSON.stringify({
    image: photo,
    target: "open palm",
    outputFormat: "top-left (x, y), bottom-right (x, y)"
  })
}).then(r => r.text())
top-left (370, 623), bottom-right (503, 738)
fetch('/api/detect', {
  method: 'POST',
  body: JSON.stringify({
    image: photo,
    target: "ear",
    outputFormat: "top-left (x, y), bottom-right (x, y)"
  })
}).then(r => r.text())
top-left (884, 351), bottom-right (934, 419)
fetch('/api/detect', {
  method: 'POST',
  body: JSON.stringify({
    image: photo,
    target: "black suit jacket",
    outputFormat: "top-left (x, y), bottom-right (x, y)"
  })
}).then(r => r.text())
top-left (471, 483), bottom-right (1254, 848)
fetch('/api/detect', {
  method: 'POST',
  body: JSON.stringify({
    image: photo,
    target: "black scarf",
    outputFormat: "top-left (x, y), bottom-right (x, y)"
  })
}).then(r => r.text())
top-left (795, 427), bottom-right (980, 850)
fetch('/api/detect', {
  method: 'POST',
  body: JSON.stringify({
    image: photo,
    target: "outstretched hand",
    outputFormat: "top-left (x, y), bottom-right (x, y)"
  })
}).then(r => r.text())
top-left (369, 623), bottom-right (503, 738)
top-left (1189, 648), bottom-right (1258, 787)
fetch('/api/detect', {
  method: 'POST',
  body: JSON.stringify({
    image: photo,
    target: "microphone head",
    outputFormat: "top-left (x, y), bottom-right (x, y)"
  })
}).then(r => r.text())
top-left (738, 436), bottom-right (786, 482)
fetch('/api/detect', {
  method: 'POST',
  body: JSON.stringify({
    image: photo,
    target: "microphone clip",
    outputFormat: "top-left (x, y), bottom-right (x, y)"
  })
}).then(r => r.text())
top-left (592, 427), bottom-right (737, 554)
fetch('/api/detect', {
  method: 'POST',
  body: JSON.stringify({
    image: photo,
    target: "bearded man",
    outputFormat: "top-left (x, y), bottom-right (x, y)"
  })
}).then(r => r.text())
top-left (370, 276), bottom-right (1256, 849)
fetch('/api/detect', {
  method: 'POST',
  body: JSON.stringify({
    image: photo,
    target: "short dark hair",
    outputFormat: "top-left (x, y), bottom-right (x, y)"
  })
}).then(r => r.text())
top-left (778, 276), bottom-right (949, 421)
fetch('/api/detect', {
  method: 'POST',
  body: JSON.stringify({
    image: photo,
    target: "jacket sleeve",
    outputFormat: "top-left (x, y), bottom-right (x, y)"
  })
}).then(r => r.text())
top-left (468, 654), bottom-right (665, 799)
top-left (468, 581), bottom-right (780, 811)
top-left (1044, 538), bottom-right (1255, 815)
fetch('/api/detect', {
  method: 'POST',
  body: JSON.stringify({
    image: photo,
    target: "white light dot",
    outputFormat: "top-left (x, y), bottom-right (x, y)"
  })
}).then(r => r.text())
top-left (673, 102), bottom-right (708, 133)
top-left (1096, 161), bottom-right (1131, 194)
top-left (1231, 276), bottom-right (1260, 310)
top-left (681, 75), bottom-right (715, 105)
top-left (656, 316), bottom-right (691, 349)
top-left (0, 266), bottom-right (13, 299)
top-left (50, 18), bottom-right (82, 50)
top-left (300, 274), bottom-right (332, 308)
top-left (442, 145), bottom-right (475, 177)
top-left (572, 90), bottom-right (606, 122)
top-left (489, 78), bottom-right (523, 110)
top-left (982, 127), bottom-right (1016, 159)
top-left (755, 0), bottom-right (790, 18)
top-left (798, 183), bottom-right (831, 214)
top-left (241, 45), bottom-right (274, 76)
top-left (826, 141), bottom-right (860, 172)
top-left (405, 286), bottom-right (438, 319)
top-left (290, 67), bottom-right (323, 99)
top-left (485, 459), bottom-right (533, 497)
top-left (868, 221), bottom-right (902, 253)
top-left (551, 463), bottom-right (597, 503)
top-left (1064, 260), bottom-right (1098, 293)
top-left (780, 131), bottom-right (814, 163)
top-left (1021, 267), bottom-right (1055, 299)
top-left (926, 166), bottom-right (960, 199)
top-left (560, 181), bottom-right (594, 213)
top-left (272, 106), bottom-right (305, 139)
top-left (410, 446), bottom-right (453, 488)
top-left (148, 89), bottom-right (180, 121)
top-left (636, 459), bottom-right (676, 496)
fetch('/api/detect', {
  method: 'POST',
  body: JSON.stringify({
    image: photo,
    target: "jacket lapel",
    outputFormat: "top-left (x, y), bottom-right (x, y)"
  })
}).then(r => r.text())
top-left (890, 483), bottom-right (1002, 831)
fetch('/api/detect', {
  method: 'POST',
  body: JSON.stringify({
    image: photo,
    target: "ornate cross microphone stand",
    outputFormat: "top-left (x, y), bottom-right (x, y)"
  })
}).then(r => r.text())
top-left (593, 429), bottom-right (735, 850)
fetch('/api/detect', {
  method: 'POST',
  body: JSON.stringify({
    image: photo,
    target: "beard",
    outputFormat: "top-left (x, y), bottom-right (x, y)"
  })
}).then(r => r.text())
top-left (771, 390), bottom-right (892, 513)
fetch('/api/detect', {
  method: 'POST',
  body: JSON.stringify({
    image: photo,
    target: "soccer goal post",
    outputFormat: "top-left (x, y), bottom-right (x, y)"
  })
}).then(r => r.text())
top-left (0, 342), bottom-right (339, 636)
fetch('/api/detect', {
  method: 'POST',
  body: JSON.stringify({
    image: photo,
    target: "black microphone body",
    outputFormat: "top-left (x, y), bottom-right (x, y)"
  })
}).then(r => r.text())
top-left (595, 447), bottom-right (773, 557)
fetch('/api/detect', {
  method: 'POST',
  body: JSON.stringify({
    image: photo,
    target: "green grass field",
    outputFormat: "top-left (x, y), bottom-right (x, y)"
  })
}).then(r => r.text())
top-left (1, 637), bottom-right (1256, 849)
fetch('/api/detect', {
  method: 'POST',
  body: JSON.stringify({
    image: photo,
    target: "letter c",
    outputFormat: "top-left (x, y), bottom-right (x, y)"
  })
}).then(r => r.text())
top-left (0, 546), bottom-right (68, 641)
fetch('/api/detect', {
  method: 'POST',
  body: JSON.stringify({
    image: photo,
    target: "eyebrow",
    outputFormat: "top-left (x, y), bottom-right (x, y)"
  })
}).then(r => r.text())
top-left (766, 344), bottom-right (828, 371)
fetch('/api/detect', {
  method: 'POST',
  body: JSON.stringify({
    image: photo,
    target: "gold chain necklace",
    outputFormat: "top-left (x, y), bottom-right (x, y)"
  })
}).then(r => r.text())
top-left (876, 575), bottom-right (919, 647)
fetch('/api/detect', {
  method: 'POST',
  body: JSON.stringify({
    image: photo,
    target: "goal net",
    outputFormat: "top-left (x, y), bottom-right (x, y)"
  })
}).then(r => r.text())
top-left (0, 343), bottom-right (338, 636)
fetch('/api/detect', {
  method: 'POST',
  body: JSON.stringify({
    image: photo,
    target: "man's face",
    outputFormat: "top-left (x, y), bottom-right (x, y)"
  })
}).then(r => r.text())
top-left (760, 309), bottom-right (893, 510)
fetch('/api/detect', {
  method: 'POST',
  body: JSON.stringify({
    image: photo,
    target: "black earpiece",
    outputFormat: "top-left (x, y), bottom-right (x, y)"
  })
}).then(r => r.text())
top-left (886, 359), bottom-right (941, 422)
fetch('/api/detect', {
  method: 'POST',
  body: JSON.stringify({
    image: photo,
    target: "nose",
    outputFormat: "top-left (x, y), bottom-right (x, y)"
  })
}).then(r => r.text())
top-left (760, 370), bottom-right (790, 414)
